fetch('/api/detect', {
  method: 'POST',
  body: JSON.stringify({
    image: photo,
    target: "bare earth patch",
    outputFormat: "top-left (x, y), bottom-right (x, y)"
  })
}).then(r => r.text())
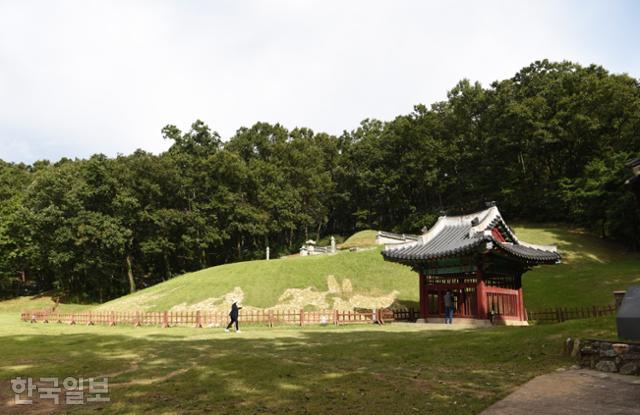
top-left (169, 276), bottom-right (399, 313)
top-left (480, 368), bottom-right (640, 414)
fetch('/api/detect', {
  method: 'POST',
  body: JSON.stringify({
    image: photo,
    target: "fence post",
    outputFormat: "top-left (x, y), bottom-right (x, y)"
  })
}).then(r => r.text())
top-left (268, 309), bottom-right (273, 328)
top-left (162, 311), bottom-right (169, 328)
top-left (195, 310), bottom-right (202, 328)
top-left (299, 309), bottom-right (304, 327)
top-left (87, 312), bottom-right (94, 326)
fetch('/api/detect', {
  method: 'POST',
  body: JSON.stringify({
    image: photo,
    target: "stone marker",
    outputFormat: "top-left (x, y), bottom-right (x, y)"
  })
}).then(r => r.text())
top-left (617, 285), bottom-right (640, 340)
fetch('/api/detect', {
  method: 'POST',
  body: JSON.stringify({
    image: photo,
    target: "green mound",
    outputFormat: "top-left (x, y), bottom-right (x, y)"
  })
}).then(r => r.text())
top-left (340, 229), bottom-right (378, 249)
top-left (96, 248), bottom-right (417, 312)
top-left (95, 225), bottom-right (640, 312)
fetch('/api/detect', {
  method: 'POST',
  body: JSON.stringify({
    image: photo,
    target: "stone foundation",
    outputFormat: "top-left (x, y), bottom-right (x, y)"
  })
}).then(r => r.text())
top-left (571, 338), bottom-right (640, 376)
top-left (416, 317), bottom-right (528, 327)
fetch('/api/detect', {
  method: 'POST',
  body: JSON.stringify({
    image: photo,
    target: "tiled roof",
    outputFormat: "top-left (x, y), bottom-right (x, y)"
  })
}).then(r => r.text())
top-left (381, 206), bottom-right (560, 265)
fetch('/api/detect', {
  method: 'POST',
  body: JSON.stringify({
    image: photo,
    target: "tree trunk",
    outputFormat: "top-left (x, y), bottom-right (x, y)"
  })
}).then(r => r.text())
top-left (518, 152), bottom-right (526, 175)
top-left (126, 255), bottom-right (136, 293)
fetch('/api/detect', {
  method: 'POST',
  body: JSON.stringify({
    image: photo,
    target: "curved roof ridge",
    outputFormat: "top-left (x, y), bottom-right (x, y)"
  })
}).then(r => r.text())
top-left (382, 205), bottom-right (561, 264)
top-left (421, 206), bottom-right (499, 243)
top-left (517, 240), bottom-right (558, 252)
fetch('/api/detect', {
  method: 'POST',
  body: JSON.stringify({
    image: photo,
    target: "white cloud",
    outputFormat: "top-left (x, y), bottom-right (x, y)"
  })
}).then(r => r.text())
top-left (0, 0), bottom-right (637, 163)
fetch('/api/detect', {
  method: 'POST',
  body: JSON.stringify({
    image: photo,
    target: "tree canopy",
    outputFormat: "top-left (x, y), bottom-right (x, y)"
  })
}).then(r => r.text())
top-left (1, 60), bottom-right (639, 301)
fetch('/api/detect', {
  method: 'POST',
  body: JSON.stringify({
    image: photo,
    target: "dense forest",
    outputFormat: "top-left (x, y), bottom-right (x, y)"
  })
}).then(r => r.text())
top-left (1, 60), bottom-right (639, 302)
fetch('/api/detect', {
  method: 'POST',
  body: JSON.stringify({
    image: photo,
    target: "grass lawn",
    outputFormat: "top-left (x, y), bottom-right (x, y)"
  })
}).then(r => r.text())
top-left (0, 306), bottom-right (616, 415)
top-left (3, 222), bottom-right (635, 414)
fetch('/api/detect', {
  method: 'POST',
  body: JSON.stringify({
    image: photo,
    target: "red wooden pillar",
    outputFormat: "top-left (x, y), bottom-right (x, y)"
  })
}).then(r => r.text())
top-left (517, 287), bottom-right (525, 321)
top-left (419, 272), bottom-right (428, 319)
top-left (476, 263), bottom-right (487, 319)
top-left (476, 280), bottom-right (487, 319)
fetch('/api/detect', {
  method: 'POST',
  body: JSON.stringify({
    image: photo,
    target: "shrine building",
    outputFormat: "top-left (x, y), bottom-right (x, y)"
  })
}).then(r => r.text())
top-left (381, 205), bottom-right (560, 324)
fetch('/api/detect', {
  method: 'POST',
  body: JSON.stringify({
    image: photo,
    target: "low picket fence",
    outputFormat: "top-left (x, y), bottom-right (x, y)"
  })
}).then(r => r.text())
top-left (22, 305), bottom-right (616, 328)
top-left (21, 308), bottom-right (395, 328)
top-left (525, 304), bottom-right (617, 323)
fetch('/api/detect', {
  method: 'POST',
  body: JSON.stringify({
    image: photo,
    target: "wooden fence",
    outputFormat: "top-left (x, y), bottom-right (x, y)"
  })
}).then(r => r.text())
top-left (390, 308), bottom-right (419, 322)
top-left (21, 308), bottom-right (395, 328)
top-left (21, 304), bottom-right (616, 327)
top-left (525, 304), bottom-right (617, 323)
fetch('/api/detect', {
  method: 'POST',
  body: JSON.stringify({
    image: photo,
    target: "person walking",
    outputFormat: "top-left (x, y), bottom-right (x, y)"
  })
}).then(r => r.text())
top-left (443, 290), bottom-right (454, 324)
top-left (225, 301), bottom-right (242, 333)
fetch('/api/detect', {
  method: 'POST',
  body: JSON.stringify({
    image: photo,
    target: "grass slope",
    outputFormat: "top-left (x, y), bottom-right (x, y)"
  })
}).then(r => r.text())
top-left (339, 229), bottom-right (378, 249)
top-left (96, 248), bottom-right (417, 312)
top-left (514, 224), bottom-right (640, 310)
top-left (97, 224), bottom-right (640, 313)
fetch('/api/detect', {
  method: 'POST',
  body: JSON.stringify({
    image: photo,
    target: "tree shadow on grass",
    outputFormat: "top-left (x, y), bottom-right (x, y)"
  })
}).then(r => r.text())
top-left (0, 318), bottom-right (616, 415)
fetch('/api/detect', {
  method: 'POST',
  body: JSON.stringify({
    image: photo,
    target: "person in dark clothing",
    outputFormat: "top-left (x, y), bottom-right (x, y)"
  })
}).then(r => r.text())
top-left (443, 290), bottom-right (454, 324)
top-left (225, 302), bottom-right (242, 333)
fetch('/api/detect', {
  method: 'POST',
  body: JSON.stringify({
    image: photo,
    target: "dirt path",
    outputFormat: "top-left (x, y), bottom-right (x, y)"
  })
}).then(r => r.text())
top-left (481, 368), bottom-right (640, 415)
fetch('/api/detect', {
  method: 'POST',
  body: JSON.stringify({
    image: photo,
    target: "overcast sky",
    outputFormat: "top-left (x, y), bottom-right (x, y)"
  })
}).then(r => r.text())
top-left (1, 0), bottom-right (639, 163)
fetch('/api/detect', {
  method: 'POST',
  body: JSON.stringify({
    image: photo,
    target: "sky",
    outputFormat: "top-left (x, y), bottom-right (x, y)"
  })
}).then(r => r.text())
top-left (0, 0), bottom-right (639, 164)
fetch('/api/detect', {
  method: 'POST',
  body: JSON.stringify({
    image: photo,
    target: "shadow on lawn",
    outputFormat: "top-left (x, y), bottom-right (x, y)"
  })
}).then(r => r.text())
top-left (0, 318), bottom-right (616, 415)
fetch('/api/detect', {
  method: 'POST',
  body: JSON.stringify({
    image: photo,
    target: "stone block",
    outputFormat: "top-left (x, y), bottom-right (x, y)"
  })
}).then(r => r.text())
top-left (599, 349), bottom-right (617, 358)
top-left (619, 362), bottom-right (639, 376)
top-left (622, 352), bottom-right (640, 361)
top-left (595, 360), bottom-right (618, 373)
top-left (599, 341), bottom-right (612, 350)
top-left (571, 339), bottom-right (581, 358)
top-left (612, 343), bottom-right (630, 355)
top-left (565, 337), bottom-right (574, 355)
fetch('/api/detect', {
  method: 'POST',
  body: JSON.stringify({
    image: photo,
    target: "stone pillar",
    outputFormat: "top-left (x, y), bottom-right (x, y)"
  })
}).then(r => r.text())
top-left (266, 246), bottom-right (270, 261)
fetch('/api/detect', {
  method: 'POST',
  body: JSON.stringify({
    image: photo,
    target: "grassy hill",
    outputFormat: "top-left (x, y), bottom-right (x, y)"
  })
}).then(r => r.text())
top-left (516, 225), bottom-right (640, 309)
top-left (93, 224), bottom-right (640, 313)
top-left (95, 248), bottom-right (417, 312)
top-left (339, 229), bottom-right (378, 249)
